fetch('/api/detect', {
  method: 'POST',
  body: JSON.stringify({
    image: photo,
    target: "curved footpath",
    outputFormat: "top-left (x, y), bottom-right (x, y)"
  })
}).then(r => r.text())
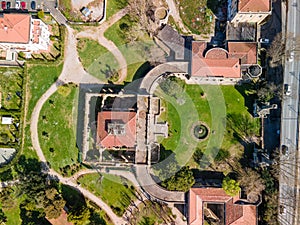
top-left (30, 8), bottom-right (190, 224)
top-left (76, 7), bottom-right (129, 84)
top-left (30, 25), bottom-right (126, 225)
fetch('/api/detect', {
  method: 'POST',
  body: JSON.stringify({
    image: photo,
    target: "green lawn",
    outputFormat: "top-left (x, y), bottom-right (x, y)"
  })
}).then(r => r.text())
top-left (22, 63), bottom-right (63, 159)
top-left (78, 173), bottom-right (136, 216)
top-left (176, 0), bottom-right (216, 35)
top-left (1, 187), bottom-right (24, 225)
top-left (104, 15), bottom-right (159, 83)
top-left (77, 38), bottom-right (119, 81)
top-left (0, 67), bottom-right (23, 110)
top-left (157, 83), bottom-right (260, 166)
top-left (106, 0), bottom-right (128, 19)
top-left (38, 86), bottom-right (79, 172)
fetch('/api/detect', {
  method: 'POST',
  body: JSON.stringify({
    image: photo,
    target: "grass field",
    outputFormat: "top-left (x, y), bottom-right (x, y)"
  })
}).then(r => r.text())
top-left (176, 0), bottom-right (217, 35)
top-left (23, 63), bottom-right (63, 159)
top-left (157, 83), bottom-right (260, 166)
top-left (104, 15), bottom-right (160, 82)
top-left (0, 67), bottom-right (23, 110)
top-left (106, 0), bottom-right (128, 19)
top-left (38, 86), bottom-right (79, 172)
top-left (78, 173), bottom-right (136, 216)
top-left (77, 38), bottom-right (119, 81)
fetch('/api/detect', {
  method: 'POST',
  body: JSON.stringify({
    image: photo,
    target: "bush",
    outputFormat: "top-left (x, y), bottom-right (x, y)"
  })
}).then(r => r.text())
top-left (37, 10), bottom-right (45, 19)
top-left (215, 149), bottom-right (230, 162)
top-left (222, 176), bottom-right (240, 196)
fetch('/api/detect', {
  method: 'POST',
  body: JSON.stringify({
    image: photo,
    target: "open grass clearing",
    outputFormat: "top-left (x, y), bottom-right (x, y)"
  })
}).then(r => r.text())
top-left (104, 15), bottom-right (164, 82)
top-left (175, 0), bottom-right (217, 35)
top-left (78, 173), bottom-right (136, 216)
top-left (38, 85), bottom-right (79, 172)
top-left (106, 0), bottom-right (128, 19)
top-left (77, 38), bottom-right (119, 82)
top-left (0, 67), bottom-right (23, 110)
top-left (157, 82), bottom-right (260, 167)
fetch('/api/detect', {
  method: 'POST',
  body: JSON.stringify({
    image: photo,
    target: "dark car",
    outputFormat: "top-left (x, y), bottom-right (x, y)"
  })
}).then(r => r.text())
top-left (30, 1), bottom-right (35, 9)
top-left (6, 1), bottom-right (10, 8)
top-left (282, 145), bottom-right (289, 155)
top-left (21, 1), bottom-right (26, 9)
top-left (1, 1), bottom-right (6, 9)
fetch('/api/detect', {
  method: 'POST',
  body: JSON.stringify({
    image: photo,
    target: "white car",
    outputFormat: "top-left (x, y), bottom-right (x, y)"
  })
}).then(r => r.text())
top-left (259, 38), bottom-right (269, 44)
top-left (288, 51), bottom-right (295, 62)
top-left (15, 1), bottom-right (20, 9)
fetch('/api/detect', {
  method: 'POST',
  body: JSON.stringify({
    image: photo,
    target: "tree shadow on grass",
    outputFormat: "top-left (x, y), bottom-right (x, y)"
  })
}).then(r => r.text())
top-left (234, 84), bottom-right (256, 115)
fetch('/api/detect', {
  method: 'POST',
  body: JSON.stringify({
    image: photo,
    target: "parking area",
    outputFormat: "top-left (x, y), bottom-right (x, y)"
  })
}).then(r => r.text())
top-left (0, 0), bottom-right (56, 11)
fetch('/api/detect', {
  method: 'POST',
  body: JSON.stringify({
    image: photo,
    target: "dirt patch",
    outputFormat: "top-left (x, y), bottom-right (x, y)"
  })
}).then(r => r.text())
top-left (71, 0), bottom-right (104, 21)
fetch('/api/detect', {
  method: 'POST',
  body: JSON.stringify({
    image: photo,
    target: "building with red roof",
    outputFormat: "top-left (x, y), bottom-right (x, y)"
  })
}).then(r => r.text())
top-left (97, 111), bottom-right (137, 149)
top-left (228, 0), bottom-right (271, 24)
top-left (188, 188), bottom-right (258, 225)
top-left (191, 41), bottom-right (258, 80)
top-left (0, 13), bottom-right (50, 55)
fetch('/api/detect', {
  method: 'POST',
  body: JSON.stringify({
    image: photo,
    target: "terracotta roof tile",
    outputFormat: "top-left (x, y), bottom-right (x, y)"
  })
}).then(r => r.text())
top-left (97, 111), bottom-right (137, 148)
top-left (188, 188), bottom-right (257, 225)
top-left (238, 0), bottom-right (270, 12)
top-left (228, 42), bottom-right (257, 64)
top-left (0, 14), bottom-right (30, 43)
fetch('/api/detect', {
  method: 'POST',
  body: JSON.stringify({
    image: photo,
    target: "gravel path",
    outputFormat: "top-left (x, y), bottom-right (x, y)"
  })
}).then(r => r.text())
top-left (30, 24), bottom-right (125, 225)
top-left (76, 7), bottom-right (129, 84)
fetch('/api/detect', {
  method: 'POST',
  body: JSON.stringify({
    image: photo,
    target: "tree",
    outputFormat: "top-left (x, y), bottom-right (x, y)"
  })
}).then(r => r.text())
top-left (256, 82), bottom-right (281, 102)
top-left (68, 206), bottom-right (90, 225)
top-left (222, 177), bottom-right (240, 196)
top-left (215, 149), bottom-right (230, 162)
top-left (128, 0), bottom-right (158, 37)
top-left (0, 208), bottom-right (7, 224)
top-left (237, 168), bottom-right (265, 201)
top-left (193, 148), bottom-right (204, 163)
top-left (161, 166), bottom-right (195, 192)
top-left (267, 32), bottom-right (285, 66)
top-left (37, 10), bottom-right (45, 19)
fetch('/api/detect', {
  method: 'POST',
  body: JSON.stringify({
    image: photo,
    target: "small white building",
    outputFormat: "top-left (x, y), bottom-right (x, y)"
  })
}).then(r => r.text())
top-left (0, 13), bottom-right (50, 54)
top-left (1, 116), bottom-right (13, 125)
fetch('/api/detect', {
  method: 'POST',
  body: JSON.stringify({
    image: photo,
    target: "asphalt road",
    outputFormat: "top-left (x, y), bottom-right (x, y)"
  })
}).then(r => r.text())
top-left (279, 1), bottom-right (300, 224)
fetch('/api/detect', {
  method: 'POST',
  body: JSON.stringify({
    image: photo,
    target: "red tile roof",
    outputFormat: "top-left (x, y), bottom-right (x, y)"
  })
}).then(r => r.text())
top-left (188, 188), bottom-right (257, 225)
top-left (228, 42), bottom-right (257, 64)
top-left (0, 14), bottom-right (30, 43)
top-left (192, 41), bottom-right (257, 78)
top-left (238, 0), bottom-right (270, 12)
top-left (97, 111), bottom-right (137, 148)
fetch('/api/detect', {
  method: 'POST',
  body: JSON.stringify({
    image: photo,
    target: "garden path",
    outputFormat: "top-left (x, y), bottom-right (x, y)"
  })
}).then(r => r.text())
top-left (76, 7), bottom-right (129, 84)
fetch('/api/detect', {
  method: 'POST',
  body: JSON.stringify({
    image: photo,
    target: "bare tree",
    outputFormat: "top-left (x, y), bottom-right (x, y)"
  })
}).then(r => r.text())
top-left (128, 0), bottom-right (159, 37)
top-left (267, 32), bottom-right (285, 66)
top-left (237, 167), bottom-right (265, 201)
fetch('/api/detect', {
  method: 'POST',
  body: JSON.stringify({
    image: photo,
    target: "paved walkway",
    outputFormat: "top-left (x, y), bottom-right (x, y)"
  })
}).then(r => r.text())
top-left (76, 7), bottom-right (129, 84)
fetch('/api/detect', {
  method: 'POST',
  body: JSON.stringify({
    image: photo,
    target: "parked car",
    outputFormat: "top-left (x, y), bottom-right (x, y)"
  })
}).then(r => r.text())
top-left (288, 51), bottom-right (295, 62)
top-left (6, 1), bottom-right (10, 8)
top-left (20, 1), bottom-right (25, 9)
top-left (281, 145), bottom-right (289, 155)
top-left (259, 38), bottom-right (270, 44)
top-left (1, 1), bottom-right (6, 9)
top-left (284, 84), bottom-right (291, 96)
top-left (30, 0), bottom-right (35, 9)
top-left (15, 0), bottom-right (20, 9)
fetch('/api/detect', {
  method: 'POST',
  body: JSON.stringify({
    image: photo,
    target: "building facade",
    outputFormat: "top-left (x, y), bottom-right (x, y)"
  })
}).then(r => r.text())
top-left (228, 0), bottom-right (271, 24)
